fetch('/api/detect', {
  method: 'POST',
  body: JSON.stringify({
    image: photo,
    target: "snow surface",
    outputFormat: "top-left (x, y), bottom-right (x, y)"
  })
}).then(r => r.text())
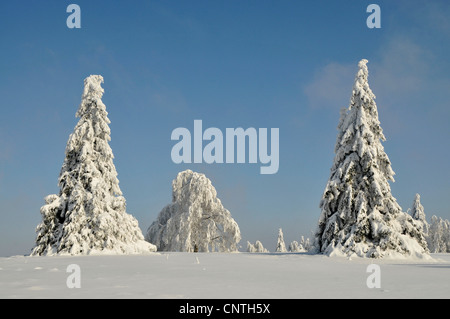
top-left (1, 253), bottom-right (449, 298)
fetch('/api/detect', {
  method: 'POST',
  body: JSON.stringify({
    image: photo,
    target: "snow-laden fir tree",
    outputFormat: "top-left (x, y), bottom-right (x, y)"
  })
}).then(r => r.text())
top-left (314, 59), bottom-right (428, 258)
top-left (31, 75), bottom-right (156, 256)
top-left (276, 228), bottom-right (287, 252)
top-left (146, 169), bottom-right (241, 252)
top-left (410, 194), bottom-right (429, 236)
top-left (247, 240), bottom-right (269, 253)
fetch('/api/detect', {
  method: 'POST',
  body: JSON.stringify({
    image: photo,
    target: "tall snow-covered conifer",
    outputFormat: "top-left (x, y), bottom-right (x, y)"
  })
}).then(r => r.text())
top-left (146, 169), bottom-right (241, 252)
top-left (32, 75), bottom-right (156, 255)
top-left (314, 60), bottom-right (428, 258)
top-left (276, 228), bottom-right (287, 252)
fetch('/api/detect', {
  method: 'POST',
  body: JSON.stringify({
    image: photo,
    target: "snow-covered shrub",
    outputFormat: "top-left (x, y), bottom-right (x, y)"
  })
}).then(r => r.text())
top-left (288, 241), bottom-right (301, 252)
top-left (428, 215), bottom-right (450, 253)
top-left (289, 236), bottom-right (312, 252)
top-left (146, 169), bottom-right (241, 252)
top-left (300, 236), bottom-right (312, 252)
top-left (247, 240), bottom-right (269, 253)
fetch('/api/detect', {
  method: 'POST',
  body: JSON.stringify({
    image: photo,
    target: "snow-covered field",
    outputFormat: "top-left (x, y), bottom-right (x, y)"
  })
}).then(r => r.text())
top-left (1, 252), bottom-right (449, 299)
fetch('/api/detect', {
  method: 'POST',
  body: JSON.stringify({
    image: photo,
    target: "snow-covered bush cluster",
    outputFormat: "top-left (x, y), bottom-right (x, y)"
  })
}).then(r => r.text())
top-left (289, 236), bottom-right (312, 253)
top-left (410, 194), bottom-right (450, 253)
top-left (427, 216), bottom-right (450, 253)
top-left (276, 228), bottom-right (312, 253)
top-left (247, 240), bottom-right (269, 253)
top-left (247, 228), bottom-right (312, 253)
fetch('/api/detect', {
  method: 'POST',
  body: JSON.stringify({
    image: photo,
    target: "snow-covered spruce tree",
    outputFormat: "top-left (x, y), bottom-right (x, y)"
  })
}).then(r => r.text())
top-left (276, 228), bottom-right (287, 252)
top-left (31, 75), bottom-right (156, 256)
top-left (410, 194), bottom-right (429, 236)
top-left (314, 59), bottom-right (428, 258)
top-left (146, 169), bottom-right (241, 252)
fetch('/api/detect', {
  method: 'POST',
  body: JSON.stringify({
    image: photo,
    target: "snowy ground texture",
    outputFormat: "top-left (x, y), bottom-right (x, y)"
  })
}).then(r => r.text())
top-left (1, 252), bottom-right (449, 299)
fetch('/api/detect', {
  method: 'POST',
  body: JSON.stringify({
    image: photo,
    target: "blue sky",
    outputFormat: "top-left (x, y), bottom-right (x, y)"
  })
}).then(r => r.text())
top-left (0, 1), bottom-right (449, 256)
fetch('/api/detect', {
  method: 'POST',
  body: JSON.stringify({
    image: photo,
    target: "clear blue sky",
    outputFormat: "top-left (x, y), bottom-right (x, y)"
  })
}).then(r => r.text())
top-left (0, 1), bottom-right (449, 256)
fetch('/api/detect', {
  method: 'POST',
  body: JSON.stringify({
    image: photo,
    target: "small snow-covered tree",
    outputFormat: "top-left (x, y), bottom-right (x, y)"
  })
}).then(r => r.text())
top-left (247, 241), bottom-right (256, 252)
top-left (289, 241), bottom-right (301, 252)
top-left (247, 240), bottom-right (269, 253)
top-left (445, 219), bottom-right (450, 252)
top-left (255, 240), bottom-right (269, 253)
top-left (289, 236), bottom-right (312, 252)
top-left (31, 75), bottom-right (156, 256)
top-left (314, 59), bottom-right (428, 258)
top-left (146, 169), bottom-right (241, 252)
top-left (428, 215), bottom-right (450, 253)
top-left (300, 236), bottom-right (312, 252)
top-left (410, 194), bottom-right (429, 236)
top-left (276, 228), bottom-right (287, 252)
